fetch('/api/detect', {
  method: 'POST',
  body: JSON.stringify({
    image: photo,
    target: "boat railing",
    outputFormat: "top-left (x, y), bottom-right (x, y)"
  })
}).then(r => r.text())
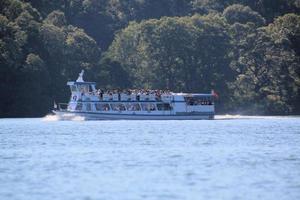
top-left (58, 103), bottom-right (69, 111)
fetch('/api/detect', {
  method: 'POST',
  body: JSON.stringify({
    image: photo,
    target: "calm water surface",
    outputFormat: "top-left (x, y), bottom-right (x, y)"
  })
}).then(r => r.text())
top-left (0, 116), bottom-right (300, 200)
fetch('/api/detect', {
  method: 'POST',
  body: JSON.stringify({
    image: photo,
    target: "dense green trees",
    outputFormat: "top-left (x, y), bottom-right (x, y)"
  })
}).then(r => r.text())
top-left (0, 0), bottom-right (101, 116)
top-left (223, 4), bottom-right (265, 25)
top-left (228, 13), bottom-right (300, 114)
top-left (0, 0), bottom-right (299, 116)
top-left (107, 14), bottom-right (233, 110)
top-left (106, 11), bottom-right (299, 114)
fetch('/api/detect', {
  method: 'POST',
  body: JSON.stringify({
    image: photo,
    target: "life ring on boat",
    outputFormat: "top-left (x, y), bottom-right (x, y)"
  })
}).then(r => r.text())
top-left (73, 95), bottom-right (77, 101)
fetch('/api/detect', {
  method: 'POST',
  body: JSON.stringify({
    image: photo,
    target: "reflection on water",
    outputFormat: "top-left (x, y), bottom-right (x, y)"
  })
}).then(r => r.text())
top-left (1, 117), bottom-right (300, 200)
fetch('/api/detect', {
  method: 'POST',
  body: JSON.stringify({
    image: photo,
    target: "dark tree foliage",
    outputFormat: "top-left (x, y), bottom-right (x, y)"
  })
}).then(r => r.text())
top-left (223, 4), bottom-right (266, 26)
top-left (0, 0), bottom-right (299, 116)
top-left (1, 0), bottom-right (101, 117)
top-left (192, 0), bottom-right (300, 22)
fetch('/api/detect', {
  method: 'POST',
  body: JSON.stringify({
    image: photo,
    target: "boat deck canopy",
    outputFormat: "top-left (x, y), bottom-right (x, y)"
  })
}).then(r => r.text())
top-left (178, 93), bottom-right (213, 97)
top-left (191, 94), bottom-right (213, 97)
top-left (67, 81), bottom-right (96, 86)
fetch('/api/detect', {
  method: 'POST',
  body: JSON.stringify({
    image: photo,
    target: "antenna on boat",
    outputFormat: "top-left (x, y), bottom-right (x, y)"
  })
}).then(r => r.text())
top-left (53, 100), bottom-right (58, 110)
top-left (76, 70), bottom-right (84, 82)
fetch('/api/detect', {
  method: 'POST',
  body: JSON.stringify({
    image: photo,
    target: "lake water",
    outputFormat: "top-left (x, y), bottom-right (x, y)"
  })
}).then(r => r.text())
top-left (0, 116), bottom-right (300, 200)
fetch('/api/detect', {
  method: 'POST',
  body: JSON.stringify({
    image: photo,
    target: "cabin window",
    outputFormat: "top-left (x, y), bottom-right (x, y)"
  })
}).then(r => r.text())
top-left (71, 85), bottom-right (77, 92)
top-left (157, 103), bottom-right (172, 111)
top-left (185, 96), bottom-right (213, 106)
top-left (95, 103), bottom-right (110, 111)
top-left (89, 85), bottom-right (94, 92)
top-left (78, 85), bottom-right (89, 93)
top-left (141, 103), bottom-right (156, 111)
top-left (126, 103), bottom-right (141, 111)
top-left (111, 103), bottom-right (126, 111)
top-left (86, 103), bottom-right (91, 111)
top-left (75, 103), bottom-right (82, 111)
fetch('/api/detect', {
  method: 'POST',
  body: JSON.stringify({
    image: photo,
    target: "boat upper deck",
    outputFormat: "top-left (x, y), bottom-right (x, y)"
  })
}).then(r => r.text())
top-left (67, 70), bottom-right (216, 104)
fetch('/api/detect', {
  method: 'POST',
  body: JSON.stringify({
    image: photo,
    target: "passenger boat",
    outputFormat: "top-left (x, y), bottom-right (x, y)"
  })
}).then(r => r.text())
top-left (53, 70), bottom-right (217, 120)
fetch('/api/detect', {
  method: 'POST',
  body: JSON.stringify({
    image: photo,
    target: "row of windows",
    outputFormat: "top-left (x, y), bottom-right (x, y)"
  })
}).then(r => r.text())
top-left (71, 85), bottom-right (92, 93)
top-left (75, 103), bottom-right (172, 112)
top-left (184, 97), bottom-right (214, 106)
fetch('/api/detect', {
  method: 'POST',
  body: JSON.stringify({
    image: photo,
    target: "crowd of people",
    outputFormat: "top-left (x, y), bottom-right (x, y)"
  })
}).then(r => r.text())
top-left (95, 89), bottom-right (172, 101)
top-left (97, 89), bottom-right (171, 96)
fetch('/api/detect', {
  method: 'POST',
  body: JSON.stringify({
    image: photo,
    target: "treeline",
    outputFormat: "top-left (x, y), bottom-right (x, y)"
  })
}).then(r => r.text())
top-left (0, 0), bottom-right (299, 117)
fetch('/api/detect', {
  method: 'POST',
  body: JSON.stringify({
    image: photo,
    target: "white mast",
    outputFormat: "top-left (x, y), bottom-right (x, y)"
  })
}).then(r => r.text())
top-left (76, 70), bottom-right (84, 82)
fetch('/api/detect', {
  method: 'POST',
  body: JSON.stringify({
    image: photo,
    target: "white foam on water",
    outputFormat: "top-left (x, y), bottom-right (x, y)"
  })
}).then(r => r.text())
top-left (215, 115), bottom-right (298, 120)
top-left (42, 114), bottom-right (85, 121)
top-left (215, 114), bottom-right (243, 120)
top-left (42, 113), bottom-right (298, 122)
top-left (42, 114), bottom-right (60, 121)
top-left (69, 115), bottom-right (86, 121)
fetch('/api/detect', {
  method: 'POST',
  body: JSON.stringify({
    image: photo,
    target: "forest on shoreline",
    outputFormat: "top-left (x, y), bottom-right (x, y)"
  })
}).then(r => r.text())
top-left (1, 0), bottom-right (300, 117)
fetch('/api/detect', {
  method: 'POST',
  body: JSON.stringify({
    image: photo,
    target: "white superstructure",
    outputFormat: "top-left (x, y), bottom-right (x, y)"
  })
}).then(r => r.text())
top-left (53, 70), bottom-right (216, 120)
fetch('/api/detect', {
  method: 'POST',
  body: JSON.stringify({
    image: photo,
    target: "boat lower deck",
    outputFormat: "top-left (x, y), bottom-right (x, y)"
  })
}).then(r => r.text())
top-left (53, 110), bottom-right (214, 120)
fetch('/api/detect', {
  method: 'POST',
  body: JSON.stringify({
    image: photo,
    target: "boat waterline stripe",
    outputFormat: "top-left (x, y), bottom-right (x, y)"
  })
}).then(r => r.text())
top-left (55, 111), bottom-right (215, 116)
top-left (74, 100), bottom-right (182, 103)
top-left (69, 100), bottom-right (214, 103)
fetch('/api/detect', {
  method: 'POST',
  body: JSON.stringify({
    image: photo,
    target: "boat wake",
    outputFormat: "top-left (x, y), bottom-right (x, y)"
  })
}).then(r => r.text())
top-left (215, 115), bottom-right (296, 120)
top-left (42, 113), bottom-right (296, 121)
top-left (215, 114), bottom-right (241, 120)
top-left (42, 114), bottom-right (60, 121)
top-left (42, 114), bottom-right (85, 121)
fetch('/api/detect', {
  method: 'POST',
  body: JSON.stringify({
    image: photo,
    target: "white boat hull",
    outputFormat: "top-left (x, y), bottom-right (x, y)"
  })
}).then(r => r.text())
top-left (53, 110), bottom-right (214, 120)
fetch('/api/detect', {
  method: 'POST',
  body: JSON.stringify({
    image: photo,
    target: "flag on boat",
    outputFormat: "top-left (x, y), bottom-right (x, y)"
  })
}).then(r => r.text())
top-left (211, 90), bottom-right (219, 98)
